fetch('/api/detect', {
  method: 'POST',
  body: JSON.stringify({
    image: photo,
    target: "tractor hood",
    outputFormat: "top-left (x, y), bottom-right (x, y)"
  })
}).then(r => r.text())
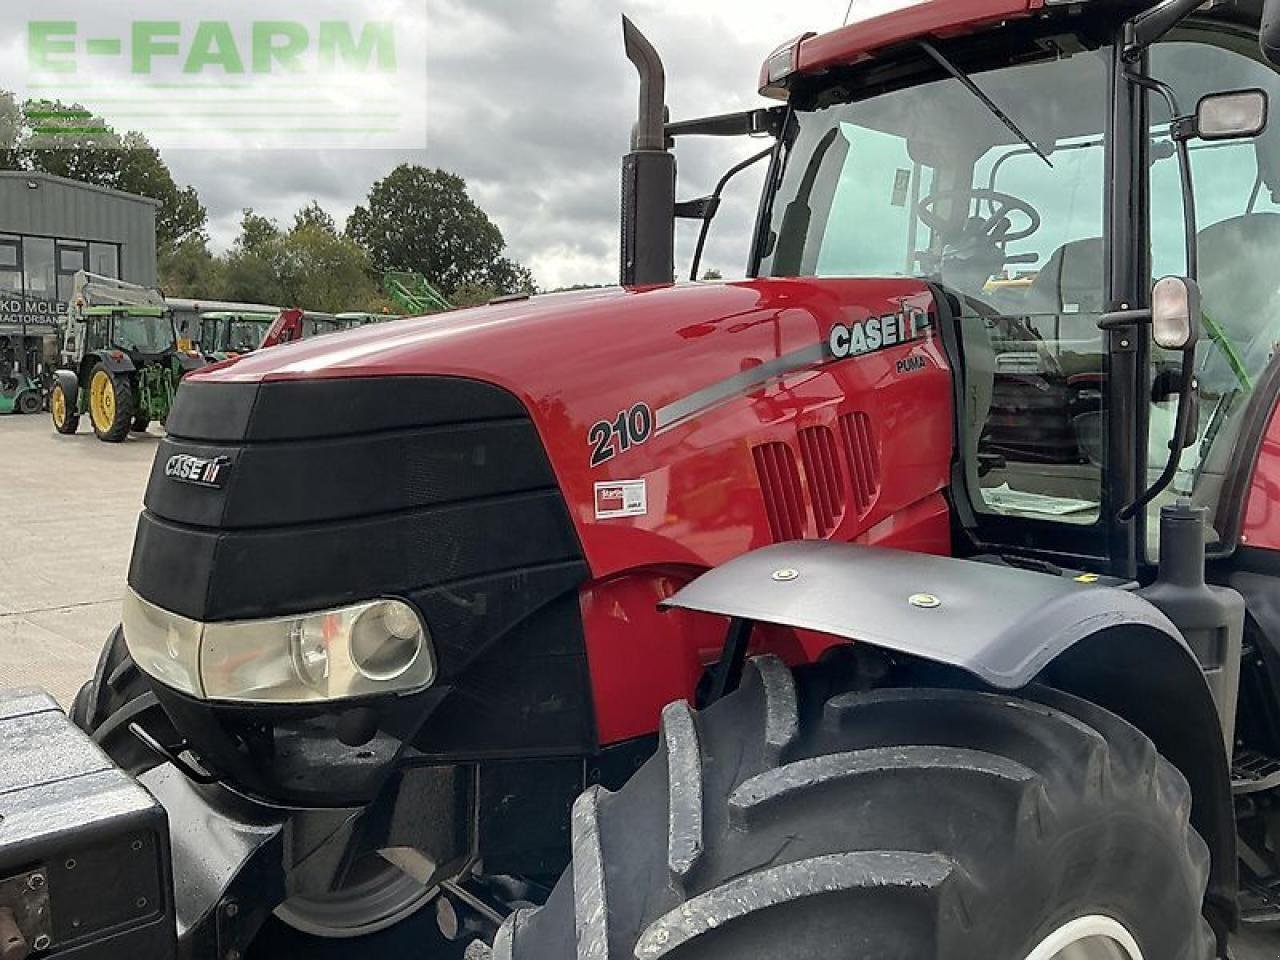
top-left (190, 278), bottom-right (930, 407)
top-left (179, 277), bottom-right (953, 578)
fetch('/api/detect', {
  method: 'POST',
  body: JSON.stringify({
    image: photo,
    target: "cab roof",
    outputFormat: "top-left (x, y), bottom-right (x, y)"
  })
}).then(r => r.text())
top-left (769, 0), bottom-right (1263, 95)
top-left (803, 0), bottom-right (1044, 73)
top-left (83, 305), bottom-right (168, 317)
top-left (761, 0), bottom-right (1047, 97)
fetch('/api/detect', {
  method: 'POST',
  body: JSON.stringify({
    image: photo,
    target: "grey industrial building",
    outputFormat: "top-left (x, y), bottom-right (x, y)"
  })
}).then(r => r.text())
top-left (0, 171), bottom-right (158, 334)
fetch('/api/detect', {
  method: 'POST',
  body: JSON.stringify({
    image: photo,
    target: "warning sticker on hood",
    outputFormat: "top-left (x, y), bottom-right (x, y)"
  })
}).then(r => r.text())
top-left (594, 479), bottom-right (647, 519)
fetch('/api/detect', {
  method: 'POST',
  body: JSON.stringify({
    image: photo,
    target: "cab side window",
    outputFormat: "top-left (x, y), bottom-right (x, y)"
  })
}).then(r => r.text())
top-left (1146, 34), bottom-right (1280, 555)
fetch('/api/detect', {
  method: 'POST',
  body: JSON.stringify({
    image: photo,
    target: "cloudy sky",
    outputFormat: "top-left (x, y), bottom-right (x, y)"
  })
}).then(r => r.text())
top-left (392, 0), bottom-right (838, 288)
top-left (6, 0), bottom-right (854, 290)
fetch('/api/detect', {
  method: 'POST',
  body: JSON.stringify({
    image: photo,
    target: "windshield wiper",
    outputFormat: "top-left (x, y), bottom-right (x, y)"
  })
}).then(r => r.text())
top-left (919, 39), bottom-right (1052, 169)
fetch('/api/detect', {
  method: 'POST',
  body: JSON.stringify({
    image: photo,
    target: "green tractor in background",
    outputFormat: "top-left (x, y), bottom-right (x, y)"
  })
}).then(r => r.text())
top-left (50, 272), bottom-right (206, 442)
top-left (197, 309), bottom-right (280, 360)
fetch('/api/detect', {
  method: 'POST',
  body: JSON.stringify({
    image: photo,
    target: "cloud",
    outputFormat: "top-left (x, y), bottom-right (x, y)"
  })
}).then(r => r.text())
top-left (5, 0), bottom-right (845, 289)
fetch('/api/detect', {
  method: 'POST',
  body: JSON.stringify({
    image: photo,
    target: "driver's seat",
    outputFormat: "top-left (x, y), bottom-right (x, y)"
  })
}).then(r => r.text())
top-left (1023, 237), bottom-right (1105, 317)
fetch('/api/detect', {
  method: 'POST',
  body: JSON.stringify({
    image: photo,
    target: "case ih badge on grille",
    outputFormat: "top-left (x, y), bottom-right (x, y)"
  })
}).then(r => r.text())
top-left (165, 454), bottom-right (231, 489)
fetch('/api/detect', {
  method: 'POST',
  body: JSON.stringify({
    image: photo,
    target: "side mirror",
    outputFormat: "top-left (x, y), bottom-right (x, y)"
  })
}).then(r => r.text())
top-left (1152, 276), bottom-right (1201, 351)
top-left (1195, 89), bottom-right (1269, 141)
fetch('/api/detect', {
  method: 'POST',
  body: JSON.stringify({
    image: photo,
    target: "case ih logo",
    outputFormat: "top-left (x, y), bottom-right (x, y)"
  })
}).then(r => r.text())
top-left (165, 454), bottom-right (230, 489)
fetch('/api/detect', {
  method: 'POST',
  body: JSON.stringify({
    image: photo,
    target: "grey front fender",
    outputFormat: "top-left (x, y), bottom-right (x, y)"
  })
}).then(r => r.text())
top-left (664, 540), bottom-right (1186, 688)
top-left (664, 541), bottom-right (1237, 933)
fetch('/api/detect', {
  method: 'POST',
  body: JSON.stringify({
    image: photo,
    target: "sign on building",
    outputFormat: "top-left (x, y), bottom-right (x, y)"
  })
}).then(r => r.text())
top-left (0, 295), bottom-right (67, 333)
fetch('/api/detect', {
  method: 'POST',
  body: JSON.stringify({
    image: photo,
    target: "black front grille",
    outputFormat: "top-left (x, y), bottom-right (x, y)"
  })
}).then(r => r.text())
top-left (131, 377), bottom-right (583, 622)
top-left (130, 376), bottom-right (594, 804)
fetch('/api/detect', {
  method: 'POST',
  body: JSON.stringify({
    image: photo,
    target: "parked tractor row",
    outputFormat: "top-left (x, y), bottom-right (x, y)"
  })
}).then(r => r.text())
top-left (32, 271), bottom-right (449, 441)
top-left (2, 270), bottom-right (447, 439)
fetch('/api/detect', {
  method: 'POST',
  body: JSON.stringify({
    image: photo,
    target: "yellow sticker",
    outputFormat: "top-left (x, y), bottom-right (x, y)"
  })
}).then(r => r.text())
top-left (1074, 573), bottom-right (1101, 584)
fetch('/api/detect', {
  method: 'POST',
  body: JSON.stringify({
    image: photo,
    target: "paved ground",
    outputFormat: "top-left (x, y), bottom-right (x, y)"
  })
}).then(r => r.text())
top-left (1, 411), bottom-right (1280, 955)
top-left (0, 413), bottom-right (157, 705)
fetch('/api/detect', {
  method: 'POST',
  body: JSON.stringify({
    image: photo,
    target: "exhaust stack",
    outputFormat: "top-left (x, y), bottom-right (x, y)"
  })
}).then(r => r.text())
top-left (620, 16), bottom-right (675, 287)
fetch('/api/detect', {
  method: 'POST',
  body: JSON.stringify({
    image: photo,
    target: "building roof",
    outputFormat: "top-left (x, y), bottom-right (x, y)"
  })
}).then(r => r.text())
top-left (0, 171), bottom-right (161, 207)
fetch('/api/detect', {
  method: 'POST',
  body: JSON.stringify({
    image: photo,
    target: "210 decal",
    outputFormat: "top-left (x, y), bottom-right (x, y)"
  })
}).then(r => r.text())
top-left (588, 402), bottom-right (654, 467)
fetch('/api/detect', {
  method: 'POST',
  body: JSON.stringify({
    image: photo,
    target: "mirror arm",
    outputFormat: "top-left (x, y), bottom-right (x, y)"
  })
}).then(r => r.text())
top-left (1098, 308), bottom-right (1152, 330)
top-left (1126, 69), bottom-right (1199, 280)
top-left (689, 145), bottom-right (777, 282)
top-left (667, 108), bottom-right (785, 140)
top-left (1124, 0), bottom-right (1206, 61)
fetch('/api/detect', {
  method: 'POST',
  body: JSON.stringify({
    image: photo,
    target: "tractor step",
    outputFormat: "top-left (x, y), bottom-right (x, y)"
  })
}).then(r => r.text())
top-left (1233, 749), bottom-right (1280, 795)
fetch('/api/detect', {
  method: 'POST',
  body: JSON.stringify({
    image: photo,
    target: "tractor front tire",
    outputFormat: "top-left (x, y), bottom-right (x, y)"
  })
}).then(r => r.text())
top-left (50, 382), bottom-right (79, 434)
top-left (17, 390), bottom-right (42, 414)
top-left (87, 363), bottom-right (134, 442)
top-left (503, 658), bottom-right (1214, 960)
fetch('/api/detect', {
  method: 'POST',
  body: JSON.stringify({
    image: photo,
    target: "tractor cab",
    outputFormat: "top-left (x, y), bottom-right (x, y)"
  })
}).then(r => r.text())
top-left (768, 10), bottom-right (1280, 574)
top-left (50, 272), bottom-right (206, 441)
top-left (633, 0), bottom-right (1280, 581)
top-left (197, 310), bottom-right (278, 360)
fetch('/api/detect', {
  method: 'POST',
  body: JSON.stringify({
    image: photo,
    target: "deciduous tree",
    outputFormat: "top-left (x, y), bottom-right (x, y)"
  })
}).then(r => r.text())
top-left (347, 165), bottom-right (535, 297)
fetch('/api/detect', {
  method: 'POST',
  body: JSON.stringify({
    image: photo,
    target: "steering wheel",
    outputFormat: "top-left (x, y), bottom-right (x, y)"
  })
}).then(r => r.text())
top-left (917, 188), bottom-right (1042, 245)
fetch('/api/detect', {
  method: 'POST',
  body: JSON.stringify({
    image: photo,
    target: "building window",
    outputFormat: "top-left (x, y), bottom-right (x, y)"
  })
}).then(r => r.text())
top-left (56, 241), bottom-right (89, 302)
top-left (22, 237), bottom-right (55, 300)
top-left (57, 242), bottom-right (87, 274)
top-left (90, 242), bottom-right (120, 280)
top-left (0, 235), bottom-right (19, 295)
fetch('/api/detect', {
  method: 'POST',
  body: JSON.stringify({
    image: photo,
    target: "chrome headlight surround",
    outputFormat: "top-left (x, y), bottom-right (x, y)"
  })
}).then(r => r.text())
top-left (122, 590), bottom-right (436, 704)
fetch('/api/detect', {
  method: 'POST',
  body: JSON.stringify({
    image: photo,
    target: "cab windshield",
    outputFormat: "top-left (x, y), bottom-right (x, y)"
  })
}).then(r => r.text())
top-left (113, 314), bottom-right (175, 354)
top-left (762, 39), bottom-right (1113, 524)
top-left (226, 318), bottom-right (271, 351)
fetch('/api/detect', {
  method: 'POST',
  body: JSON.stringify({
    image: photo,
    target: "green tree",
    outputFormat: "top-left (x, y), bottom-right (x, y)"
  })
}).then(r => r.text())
top-left (281, 216), bottom-right (382, 312)
top-left (1, 94), bottom-right (207, 248)
top-left (219, 210), bottom-right (286, 304)
top-left (347, 165), bottom-right (535, 297)
top-left (235, 208), bottom-right (281, 254)
top-left (219, 203), bottom-right (384, 313)
top-left (158, 235), bottom-right (224, 298)
top-left (0, 92), bottom-right (20, 169)
top-left (293, 201), bottom-right (336, 234)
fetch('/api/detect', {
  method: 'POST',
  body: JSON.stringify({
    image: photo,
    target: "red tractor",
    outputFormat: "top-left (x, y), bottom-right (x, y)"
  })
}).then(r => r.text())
top-left (7, 1), bottom-right (1280, 959)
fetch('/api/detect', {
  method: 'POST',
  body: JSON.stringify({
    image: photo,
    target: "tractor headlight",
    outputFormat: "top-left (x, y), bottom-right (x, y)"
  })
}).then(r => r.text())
top-left (122, 590), bottom-right (435, 704)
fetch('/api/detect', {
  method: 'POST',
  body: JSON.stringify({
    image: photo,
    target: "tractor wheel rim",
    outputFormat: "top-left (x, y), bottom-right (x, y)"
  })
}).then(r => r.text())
top-left (90, 372), bottom-right (114, 431)
top-left (51, 388), bottom-right (65, 424)
top-left (272, 854), bottom-right (437, 939)
top-left (1023, 916), bottom-right (1144, 960)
